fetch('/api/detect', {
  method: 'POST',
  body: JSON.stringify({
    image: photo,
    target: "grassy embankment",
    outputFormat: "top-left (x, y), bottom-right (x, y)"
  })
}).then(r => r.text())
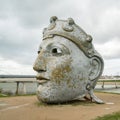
top-left (98, 80), bottom-right (120, 82)
top-left (93, 111), bottom-right (120, 120)
top-left (0, 88), bottom-right (35, 97)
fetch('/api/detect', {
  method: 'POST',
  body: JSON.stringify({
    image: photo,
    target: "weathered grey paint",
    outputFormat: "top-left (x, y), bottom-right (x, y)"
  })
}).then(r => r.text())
top-left (33, 16), bottom-right (104, 104)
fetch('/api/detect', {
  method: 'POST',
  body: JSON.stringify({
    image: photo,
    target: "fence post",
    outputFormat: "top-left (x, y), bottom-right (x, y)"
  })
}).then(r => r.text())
top-left (16, 82), bottom-right (19, 95)
top-left (101, 81), bottom-right (104, 89)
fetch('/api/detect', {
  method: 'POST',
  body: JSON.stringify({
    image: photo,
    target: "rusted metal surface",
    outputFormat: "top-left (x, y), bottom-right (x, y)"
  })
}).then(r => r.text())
top-left (33, 16), bottom-right (104, 104)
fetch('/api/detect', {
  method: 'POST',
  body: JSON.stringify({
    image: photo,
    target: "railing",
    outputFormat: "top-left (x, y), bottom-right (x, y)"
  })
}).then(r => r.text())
top-left (0, 76), bottom-right (37, 95)
top-left (0, 76), bottom-right (120, 95)
top-left (98, 79), bottom-right (120, 89)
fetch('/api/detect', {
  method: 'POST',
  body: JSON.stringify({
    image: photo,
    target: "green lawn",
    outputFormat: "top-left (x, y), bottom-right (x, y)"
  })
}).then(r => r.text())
top-left (94, 111), bottom-right (120, 120)
top-left (0, 93), bottom-right (8, 97)
top-left (98, 80), bottom-right (120, 82)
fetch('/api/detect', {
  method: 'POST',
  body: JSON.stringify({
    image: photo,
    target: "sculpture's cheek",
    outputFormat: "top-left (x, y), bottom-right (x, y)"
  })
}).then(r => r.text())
top-left (51, 64), bottom-right (72, 83)
top-left (45, 56), bottom-right (72, 84)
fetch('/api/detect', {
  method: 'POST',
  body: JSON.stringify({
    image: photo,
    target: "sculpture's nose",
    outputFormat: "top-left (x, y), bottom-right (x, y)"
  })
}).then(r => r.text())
top-left (33, 51), bottom-right (46, 72)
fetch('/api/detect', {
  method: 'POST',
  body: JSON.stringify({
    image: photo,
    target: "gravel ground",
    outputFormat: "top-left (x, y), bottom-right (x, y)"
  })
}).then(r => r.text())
top-left (0, 92), bottom-right (120, 120)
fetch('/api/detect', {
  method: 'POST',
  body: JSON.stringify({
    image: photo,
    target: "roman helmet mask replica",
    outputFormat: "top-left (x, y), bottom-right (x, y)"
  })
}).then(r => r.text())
top-left (33, 16), bottom-right (104, 104)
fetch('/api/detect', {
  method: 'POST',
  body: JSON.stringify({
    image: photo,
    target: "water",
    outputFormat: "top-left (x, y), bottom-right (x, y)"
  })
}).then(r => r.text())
top-left (0, 78), bottom-right (120, 95)
top-left (0, 82), bottom-right (38, 95)
top-left (95, 84), bottom-right (120, 94)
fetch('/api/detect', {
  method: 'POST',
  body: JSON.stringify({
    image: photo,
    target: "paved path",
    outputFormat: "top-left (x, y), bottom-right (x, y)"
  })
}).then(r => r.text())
top-left (0, 93), bottom-right (120, 120)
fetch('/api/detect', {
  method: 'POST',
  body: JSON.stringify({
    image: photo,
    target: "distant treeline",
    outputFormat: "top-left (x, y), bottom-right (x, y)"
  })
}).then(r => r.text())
top-left (0, 75), bottom-right (36, 78)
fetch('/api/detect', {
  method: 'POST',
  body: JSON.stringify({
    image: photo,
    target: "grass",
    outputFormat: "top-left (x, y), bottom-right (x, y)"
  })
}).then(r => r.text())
top-left (98, 80), bottom-right (120, 82)
top-left (35, 99), bottom-right (96, 107)
top-left (93, 111), bottom-right (120, 120)
top-left (95, 91), bottom-right (120, 95)
top-left (0, 93), bottom-right (8, 97)
top-left (0, 93), bottom-right (36, 98)
top-left (35, 101), bottom-right (48, 106)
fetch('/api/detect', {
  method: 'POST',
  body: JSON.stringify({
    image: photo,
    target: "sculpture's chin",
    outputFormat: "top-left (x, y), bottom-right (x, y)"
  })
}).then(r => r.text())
top-left (36, 86), bottom-right (69, 103)
top-left (36, 93), bottom-right (62, 103)
top-left (36, 84), bottom-right (85, 103)
top-left (36, 92), bottom-right (71, 104)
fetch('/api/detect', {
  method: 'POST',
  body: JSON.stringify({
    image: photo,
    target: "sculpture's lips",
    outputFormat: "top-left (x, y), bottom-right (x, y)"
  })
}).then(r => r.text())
top-left (36, 76), bottom-right (50, 84)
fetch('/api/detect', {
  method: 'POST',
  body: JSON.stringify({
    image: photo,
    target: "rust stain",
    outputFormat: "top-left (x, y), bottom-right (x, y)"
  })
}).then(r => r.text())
top-left (51, 58), bottom-right (72, 84)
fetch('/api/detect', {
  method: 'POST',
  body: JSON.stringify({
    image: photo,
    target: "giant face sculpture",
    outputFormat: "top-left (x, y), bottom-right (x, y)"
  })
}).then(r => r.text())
top-left (33, 16), bottom-right (104, 104)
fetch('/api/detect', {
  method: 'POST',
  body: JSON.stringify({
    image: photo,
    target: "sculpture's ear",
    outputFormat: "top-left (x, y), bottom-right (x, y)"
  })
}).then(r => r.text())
top-left (89, 57), bottom-right (104, 81)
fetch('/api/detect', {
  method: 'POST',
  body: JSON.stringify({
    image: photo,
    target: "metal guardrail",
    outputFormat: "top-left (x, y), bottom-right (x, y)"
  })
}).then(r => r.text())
top-left (0, 77), bottom-right (120, 94)
top-left (0, 76), bottom-right (37, 95)
top-left (98, 79), bottom-right (120, 89)
top-left (0, 75), bottom-right (35, 78)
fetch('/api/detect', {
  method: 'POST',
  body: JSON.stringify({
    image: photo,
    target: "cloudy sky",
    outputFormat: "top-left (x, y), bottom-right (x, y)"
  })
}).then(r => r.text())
top-left (0, 0), bottom-right (120, 75)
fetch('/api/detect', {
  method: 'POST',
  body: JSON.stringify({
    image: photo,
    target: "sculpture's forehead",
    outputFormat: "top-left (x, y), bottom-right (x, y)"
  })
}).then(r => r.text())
top-left (40, 36), bottom-right (78, 50)
top-left (39, 36), bottom-right (89, 60)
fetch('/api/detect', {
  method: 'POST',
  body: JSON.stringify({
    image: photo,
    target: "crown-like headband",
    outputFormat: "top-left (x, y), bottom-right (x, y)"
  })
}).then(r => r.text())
top-left (42, 16), bottom-right (101, 59)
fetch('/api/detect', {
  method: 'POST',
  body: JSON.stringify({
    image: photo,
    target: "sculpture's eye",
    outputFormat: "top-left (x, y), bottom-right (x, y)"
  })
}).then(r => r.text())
top-left (51, 48), bottom-right (62, 56)
top-left (38, 51), bottom-right (40, 54)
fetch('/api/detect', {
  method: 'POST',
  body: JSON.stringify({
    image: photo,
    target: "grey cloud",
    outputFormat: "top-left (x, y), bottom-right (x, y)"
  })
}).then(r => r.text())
top-left (0, 18), bottom-right (41, 65)
top-left (87, 0), bottom-right (120, 44)
top-left (0, 38), bottom-right (36, 65)
top-left (0, 30), bottom-right (40, 65)
top-left (9, 0), bottom-right (62, 28)
top-left (0, 0), bottom-right (57, 28)
top-left (0, 0), bottom-right (120, 68)
top-left (95, 38), bottom-right (120, 60)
